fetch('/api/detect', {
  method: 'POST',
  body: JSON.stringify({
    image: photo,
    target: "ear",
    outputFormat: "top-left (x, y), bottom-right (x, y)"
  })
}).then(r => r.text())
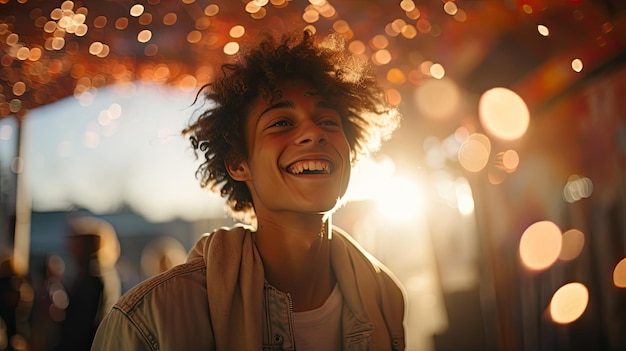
top-left (225, 157), bottom-right (251, 181)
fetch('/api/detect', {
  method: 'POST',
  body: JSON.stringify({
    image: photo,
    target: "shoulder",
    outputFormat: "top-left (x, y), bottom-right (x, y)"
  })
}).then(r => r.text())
top-left (187, 224), bottom-right (254, 260)
top-left (94, 258), bottom-right (213, 350)
top-left (331, 226), bottom-right (406, 300)
top-left (115, 224), bottom-right (255, 313)
top-left (331, 227), bottom-right (406, 346)
top-left (331, 227), bottom-right (387, 272)
top-left (115, 257), bottom-right (207, 314)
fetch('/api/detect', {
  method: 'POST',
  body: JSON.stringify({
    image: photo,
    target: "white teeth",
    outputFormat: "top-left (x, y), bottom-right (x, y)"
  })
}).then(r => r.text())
top-left (288, 160), bottom-right (331, 174)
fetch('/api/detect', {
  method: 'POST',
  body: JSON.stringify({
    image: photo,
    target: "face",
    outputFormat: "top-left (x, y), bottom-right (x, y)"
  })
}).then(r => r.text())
top-left (228, 80), bottom-right (351, 219)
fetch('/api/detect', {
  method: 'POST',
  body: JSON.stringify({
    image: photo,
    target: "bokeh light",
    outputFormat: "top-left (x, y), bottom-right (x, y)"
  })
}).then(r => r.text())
top-left (371, 34), bottom-right (389, 49)
top-left (186, 30), bottom-right (202, 44)
top-left (387, 68), bottom-right (406, 85)
top-left (163, 12), bottom-right (177, 26)
top-left (559, 229), bottom-right (585, 261)
top-left (348, 40), bottom-right (365, 55)
top-left (458, 133), bottom-right (491, 173)
top-left (223, 42), bottom-right (240, 55)
top-left (614, 258), bottom-right (626, 288)
top-left (496, 149), bottom-right (520, 173)
top-left (563, 175), bottom-right (593, 203)
top-left (130, 4), bottom-right (144, 17)
top-left (519, 220), bottom-right (562, 271)
top-left (386, 88), bottom-right (402, 106)
top-left (137, 29), bottom-right (152, 43)
top-left (400, 0), bottom-right (415, 12)
top-left (443, 1), bottom-right (458, 16)
top-left (372, 49), bottom-right (392, 65)
top-left (571, 58), bottom-right (583, 72)
top-left (1, 1), bottom-right (625, 349)
top-left (204, 4), bottom-right (219, 16)
top-left (479, 87), bottom-right (530, 140)
top-left (430, 63), bottom-right (445, 79)
top-left (414, 78), bottom-right (460, 120)
top-left (229, 25), bottom-right (245, 38)
top-left (549, 282), bottom-right (589, 324)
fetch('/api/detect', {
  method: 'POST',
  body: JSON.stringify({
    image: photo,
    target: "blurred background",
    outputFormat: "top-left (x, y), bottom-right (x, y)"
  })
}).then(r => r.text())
top-left (1, 0), bottom-right (625, 350)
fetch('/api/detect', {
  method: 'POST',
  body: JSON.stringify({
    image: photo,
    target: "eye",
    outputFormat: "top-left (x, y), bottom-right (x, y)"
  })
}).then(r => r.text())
top-left (264, 118), bottom-right (291, 130)
top-left (320, 119), bottom-right (340, 126)
top-left (318, 114), bottom-right (342, 128)
top-left (271, 120), bottom-right (290, 127)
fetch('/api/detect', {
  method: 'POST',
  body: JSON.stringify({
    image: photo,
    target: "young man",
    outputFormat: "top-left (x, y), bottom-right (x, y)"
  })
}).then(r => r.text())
top-left (91, 30), bottom-right (405, 350)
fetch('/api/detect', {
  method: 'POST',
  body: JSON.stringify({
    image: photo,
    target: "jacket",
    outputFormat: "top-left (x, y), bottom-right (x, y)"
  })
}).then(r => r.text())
top-left (91, 225), bottom-right (406, 350)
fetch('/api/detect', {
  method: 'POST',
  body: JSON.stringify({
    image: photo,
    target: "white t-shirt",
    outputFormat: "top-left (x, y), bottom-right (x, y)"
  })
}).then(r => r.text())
top-left (292, 284), bottom-right (343, 351)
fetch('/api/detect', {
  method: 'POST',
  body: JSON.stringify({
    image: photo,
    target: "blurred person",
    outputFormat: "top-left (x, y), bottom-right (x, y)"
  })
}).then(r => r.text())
top-left (56, 216), bottom-right (121, 351)
top-left (0, 254), bottom-right (33, 351)
top-left (92, 30), bottom-right (405, 350)
top-left (140, 236), bottom-right (187, 278)
top-left (29, 255), bottom-right (67, 351)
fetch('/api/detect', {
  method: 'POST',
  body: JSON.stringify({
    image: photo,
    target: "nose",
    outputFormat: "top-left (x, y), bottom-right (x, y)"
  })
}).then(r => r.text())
top-left (296, 120), bottom-right (327, 145)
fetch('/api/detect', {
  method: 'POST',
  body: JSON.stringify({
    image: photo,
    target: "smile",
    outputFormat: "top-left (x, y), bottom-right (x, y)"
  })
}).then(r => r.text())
top-left (286, 160), bottom-right (332, 174)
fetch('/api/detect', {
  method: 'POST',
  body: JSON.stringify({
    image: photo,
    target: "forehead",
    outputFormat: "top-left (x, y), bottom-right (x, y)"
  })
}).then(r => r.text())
top-left (267, 80), bottom-right (319, 103)
top-left (247, 80), bottom-right (324, 116)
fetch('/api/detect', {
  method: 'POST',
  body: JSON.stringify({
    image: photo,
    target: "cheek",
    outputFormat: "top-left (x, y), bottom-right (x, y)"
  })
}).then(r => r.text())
top-left (342, 166), bottom-right (351, 191)
top-left (338, 137), bottom-right (352, 190)
top-left (337, 135), bottom-right (352, 163)
top-left (248, 148), bottom-right (280, 179)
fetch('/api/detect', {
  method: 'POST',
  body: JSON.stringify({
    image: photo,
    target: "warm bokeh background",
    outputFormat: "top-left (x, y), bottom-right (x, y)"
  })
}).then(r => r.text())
top-left (1, 0), bottom-right (625, 350)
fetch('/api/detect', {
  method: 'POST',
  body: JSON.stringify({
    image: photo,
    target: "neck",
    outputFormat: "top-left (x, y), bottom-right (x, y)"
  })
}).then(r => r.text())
top-left (254, 213), bottom-right (335, 311)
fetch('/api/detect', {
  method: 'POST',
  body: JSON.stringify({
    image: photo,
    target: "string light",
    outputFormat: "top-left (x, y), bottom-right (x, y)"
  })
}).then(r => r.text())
top-left (0, 0), bottom-right (620, 119)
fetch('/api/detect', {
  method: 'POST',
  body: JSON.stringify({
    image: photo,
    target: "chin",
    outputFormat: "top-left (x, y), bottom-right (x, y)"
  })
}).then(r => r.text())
top-left (317, 197), bottom-right (345, 215)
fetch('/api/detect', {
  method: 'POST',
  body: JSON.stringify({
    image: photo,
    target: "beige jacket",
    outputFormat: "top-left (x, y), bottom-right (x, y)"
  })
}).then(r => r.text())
top-left (91, 226), bottom-right (406, 350)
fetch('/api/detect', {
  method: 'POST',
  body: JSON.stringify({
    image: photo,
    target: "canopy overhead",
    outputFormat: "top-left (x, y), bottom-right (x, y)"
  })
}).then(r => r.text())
top-left (2, 3), bottom-right (626, 349)
top-left (1, 0), bottom-right (625, 119)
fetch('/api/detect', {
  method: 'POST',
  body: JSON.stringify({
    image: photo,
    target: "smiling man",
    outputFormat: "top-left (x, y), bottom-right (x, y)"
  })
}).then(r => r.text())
top-left (91, 30), bottom-right (405, 351)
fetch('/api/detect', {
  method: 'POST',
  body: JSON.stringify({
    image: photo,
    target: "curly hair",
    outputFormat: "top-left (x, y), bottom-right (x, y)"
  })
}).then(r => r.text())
top-left (183, 30), bottom-right (400, 222)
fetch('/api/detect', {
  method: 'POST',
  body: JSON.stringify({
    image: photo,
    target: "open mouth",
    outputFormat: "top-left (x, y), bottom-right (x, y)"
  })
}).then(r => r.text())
top-left (286, 160), bottom-right (332, 175)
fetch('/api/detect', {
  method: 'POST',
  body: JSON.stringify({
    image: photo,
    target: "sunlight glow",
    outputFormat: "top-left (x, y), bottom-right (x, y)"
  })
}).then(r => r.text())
top-left (455, 181), bottom-right (474, 215)
top-left (375, 175), bottom-right (424, 221)
top-left (345, 156), bottom-right (395, 202)
top-left (344, 156), bottom-right (424, 221)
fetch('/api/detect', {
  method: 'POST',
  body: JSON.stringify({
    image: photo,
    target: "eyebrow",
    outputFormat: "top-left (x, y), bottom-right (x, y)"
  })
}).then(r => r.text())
top-left (258, 99), bottom-right (339, 118)
top-left (258, 100), bottom-right (294, 119)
